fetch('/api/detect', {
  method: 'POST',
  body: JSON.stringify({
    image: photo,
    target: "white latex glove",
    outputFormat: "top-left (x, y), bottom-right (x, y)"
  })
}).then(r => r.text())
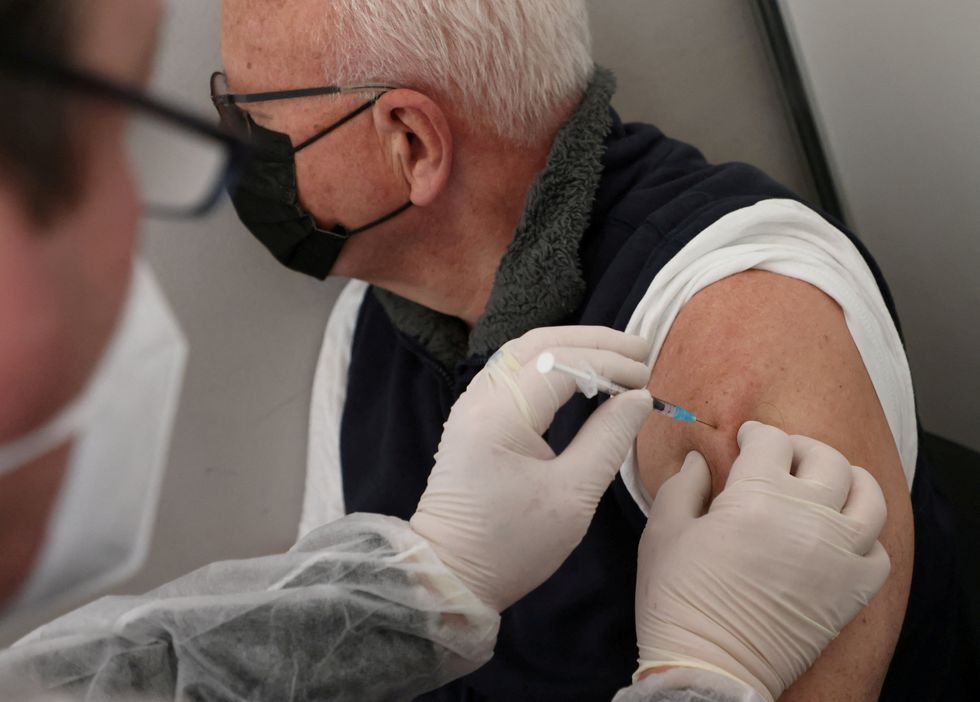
top-left (410, 326), bottom-right (654, 613)
top-left (635, 421), bottom-right (891, 702)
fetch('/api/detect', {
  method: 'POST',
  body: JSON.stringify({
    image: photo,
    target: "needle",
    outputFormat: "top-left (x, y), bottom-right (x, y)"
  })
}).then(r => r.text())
top-left (536, 352), bottom-right (717, 429)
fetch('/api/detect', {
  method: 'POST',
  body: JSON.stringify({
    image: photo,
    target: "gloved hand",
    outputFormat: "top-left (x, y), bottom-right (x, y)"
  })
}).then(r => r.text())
top-left (410, 326), bottom-right (654, 613)
top-left (634, 421), bottom-right (891, 702)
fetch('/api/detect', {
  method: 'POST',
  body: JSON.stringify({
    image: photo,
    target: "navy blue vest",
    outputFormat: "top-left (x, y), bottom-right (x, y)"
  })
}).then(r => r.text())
top-left (341, 113), bottom-right (964, 700)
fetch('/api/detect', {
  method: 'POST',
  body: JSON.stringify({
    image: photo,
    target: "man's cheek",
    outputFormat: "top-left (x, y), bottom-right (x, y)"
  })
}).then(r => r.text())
top-left (294, 155), bottom-right (342, 225)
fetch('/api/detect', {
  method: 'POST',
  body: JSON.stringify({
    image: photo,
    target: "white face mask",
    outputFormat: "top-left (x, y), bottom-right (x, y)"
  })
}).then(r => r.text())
top-left (0, 261), bottom-right (187, 629)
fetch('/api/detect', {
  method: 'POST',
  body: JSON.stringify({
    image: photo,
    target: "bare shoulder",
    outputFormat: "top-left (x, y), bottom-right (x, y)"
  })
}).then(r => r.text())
top-left (636, 269), bottom-right (913, 701)
top-left (637, 269), bottom-right (901, 496)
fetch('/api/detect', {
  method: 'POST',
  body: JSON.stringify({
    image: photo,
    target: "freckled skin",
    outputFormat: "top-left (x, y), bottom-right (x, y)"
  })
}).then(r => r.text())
top-left (637, 270), bottom-right (913, 702)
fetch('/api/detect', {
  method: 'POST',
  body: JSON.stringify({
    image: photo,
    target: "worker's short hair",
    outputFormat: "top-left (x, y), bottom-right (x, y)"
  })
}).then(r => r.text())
top-left (322, 0), bottom-right (594, 145)
top-left (0, 0), bottom-right (79, 224)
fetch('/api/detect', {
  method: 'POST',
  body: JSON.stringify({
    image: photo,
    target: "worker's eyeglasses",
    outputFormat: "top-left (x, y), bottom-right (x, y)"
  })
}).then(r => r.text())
top-left (0, 52), bottom-right (251, 218)
top-left (209, 72), bottom-right (396, 151)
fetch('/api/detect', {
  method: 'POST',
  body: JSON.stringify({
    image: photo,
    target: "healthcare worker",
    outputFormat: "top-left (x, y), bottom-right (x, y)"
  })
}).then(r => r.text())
top-left (0, 1), bottom-right (890, 700)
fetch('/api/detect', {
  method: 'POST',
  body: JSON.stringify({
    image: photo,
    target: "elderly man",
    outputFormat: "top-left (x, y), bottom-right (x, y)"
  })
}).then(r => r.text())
top-left (217, 1), bottom-right (964, 701)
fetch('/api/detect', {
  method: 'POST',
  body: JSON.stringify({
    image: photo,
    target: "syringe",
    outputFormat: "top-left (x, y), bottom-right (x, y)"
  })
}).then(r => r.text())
top-left (536, 352), bottom-right (716, 428)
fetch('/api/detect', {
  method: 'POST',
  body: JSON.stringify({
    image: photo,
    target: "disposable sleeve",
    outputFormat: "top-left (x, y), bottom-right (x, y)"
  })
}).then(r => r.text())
top-left (0, 513), bottom-right (499, 701)
top-left (612, 667), bottom-right (767, 702)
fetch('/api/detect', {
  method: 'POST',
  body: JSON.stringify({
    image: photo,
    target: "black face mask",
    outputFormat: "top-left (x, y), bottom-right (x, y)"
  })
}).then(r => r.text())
top-left (228, 104), bottom-right (412, 280)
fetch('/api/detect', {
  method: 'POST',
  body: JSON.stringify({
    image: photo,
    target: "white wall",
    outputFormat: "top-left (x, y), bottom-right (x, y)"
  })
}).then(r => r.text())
top-left (781, 0), bottom-right (980, 452)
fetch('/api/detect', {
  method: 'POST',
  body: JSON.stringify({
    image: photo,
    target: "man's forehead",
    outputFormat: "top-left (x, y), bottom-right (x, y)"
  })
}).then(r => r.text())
top-left (221, 0), bottom-right (333, 92)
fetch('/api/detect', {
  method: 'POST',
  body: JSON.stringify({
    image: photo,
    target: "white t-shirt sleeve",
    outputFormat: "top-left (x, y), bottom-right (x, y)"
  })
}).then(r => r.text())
top-left (298, 280), bottom-right (369, 539)
top-left (620, 199), bottom-right (917, 515)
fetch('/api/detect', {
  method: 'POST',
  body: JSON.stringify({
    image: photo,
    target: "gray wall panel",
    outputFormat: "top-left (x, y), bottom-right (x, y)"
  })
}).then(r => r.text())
top-left (589, 0), bottom-right (816, 201)
top-left (781, 0), bottom-right (980, 451)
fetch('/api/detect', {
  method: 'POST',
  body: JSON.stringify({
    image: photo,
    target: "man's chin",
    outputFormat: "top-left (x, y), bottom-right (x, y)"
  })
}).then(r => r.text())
top-left (327, 255), bottom-right (361, 281)
top-left (328, 238), bottom-right (392, 282)
top-left (326, 244), bottom-right (357, 279)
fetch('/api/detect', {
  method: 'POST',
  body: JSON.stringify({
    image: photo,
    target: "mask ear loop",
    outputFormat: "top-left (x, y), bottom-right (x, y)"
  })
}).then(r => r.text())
top-left (290, 92), bottom-right (413, 239)
top-left (0, 394), bottom-right (92, 477)
top-left (345, 201), bottom-right (414, 235)
top-left (0, 264), bottom-right (144, 476)
top-left (305, 201), bottom-right (414, 241)
top-left (292, 96), bottom-right (384, 153)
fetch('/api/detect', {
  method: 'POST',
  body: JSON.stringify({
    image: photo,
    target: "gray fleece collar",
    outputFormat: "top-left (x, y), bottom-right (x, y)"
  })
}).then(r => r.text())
top-left (374, 66), bottom-right (617, 369)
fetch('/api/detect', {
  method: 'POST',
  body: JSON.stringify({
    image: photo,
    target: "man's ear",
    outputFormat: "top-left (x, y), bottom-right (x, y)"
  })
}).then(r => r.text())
top-left (373, 90), bottom-right (453, 207)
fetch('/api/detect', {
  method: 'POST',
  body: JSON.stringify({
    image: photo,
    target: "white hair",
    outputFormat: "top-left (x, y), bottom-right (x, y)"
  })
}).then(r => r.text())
top-left (320, 0), bottom-right (594, 143)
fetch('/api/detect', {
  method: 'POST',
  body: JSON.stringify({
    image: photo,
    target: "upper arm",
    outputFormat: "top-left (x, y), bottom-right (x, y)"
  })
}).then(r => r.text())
top-left (636, 269), bottom-right (913, 702)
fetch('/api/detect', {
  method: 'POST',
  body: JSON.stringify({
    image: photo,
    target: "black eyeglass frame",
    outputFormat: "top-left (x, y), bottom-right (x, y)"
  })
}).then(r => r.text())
top-left (209, 71), bottom-right (398, 153)
top-left (0, 51), bottom-right (252, 218)
top-left (210, 74), bottom-right (398, 107)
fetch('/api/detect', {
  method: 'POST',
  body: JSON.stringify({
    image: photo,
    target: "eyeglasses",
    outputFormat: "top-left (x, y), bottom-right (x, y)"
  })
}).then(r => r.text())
top-left (210, 72), bottom-right (396, 152)
top-left (0, 52), bottom-right (251, 218)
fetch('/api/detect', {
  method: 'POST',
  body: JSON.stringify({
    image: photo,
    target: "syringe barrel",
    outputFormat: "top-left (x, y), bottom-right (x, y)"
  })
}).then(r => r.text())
top-left (652, 397), bottom-right (696, 423)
